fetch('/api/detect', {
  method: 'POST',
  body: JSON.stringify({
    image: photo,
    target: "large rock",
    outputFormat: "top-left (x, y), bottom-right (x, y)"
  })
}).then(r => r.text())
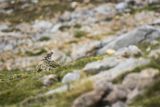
top-left (62, 70), bottom-right (81, 84)
top-left (83, 57), bottom-right (122, 74)
top-left (112, 101), bottom-right (127, 107)
top-left (93, 58), bottom-right (149, 82)
top-left (123, 68), bottom-right (159, 91)
top-left (138, 68), bottom-right (159, 90)
top-left (97, 26), bottom-right (160, 55)
top-left (149, 48), bottom-right (160, 60)
top-left (72, 82), bottom-right (113, 107)
top-left (104, 85), bottom-right (128, 104)
top-left (122, 73), bottom-right (140, 90)
top-left (71, 41), bottom-right (102, 60)
top-left (114, 45), bottom-right (142, 58)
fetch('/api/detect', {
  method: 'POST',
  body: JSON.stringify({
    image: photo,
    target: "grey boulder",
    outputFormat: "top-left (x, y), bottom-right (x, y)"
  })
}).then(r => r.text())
top-left (97, 26), bottom-right (160, 55)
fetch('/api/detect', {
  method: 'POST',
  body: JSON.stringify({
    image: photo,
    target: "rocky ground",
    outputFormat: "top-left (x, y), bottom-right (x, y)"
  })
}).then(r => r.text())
top-left (0, 0), bottom-right (160, 107)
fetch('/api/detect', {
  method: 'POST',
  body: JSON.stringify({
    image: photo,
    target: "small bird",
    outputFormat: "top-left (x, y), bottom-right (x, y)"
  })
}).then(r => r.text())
top-left (43, 52), bottom-right (53, 61)
top-left (44, 51), bottom-right (60, 67)
top-left (36, 52), bottom-right (60, 72)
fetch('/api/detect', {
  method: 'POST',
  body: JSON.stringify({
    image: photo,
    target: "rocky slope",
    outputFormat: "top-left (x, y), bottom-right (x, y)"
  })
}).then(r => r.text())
top-left (0, 0), bottom-right (160, 107)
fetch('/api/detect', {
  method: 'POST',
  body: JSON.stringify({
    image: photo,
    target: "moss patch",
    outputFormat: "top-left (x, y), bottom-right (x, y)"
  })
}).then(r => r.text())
top-left (74, 30), bottom-right (88, 38)
top-left (38, 36), bottom-right (51, 41)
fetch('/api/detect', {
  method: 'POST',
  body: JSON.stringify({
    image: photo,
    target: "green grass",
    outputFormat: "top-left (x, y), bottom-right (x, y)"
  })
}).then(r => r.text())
top-left (0, 1), bottom-right (72, 24)
top-left (0, 71), bottom-right (44, 106)
top-left (25, 48), bottom-right (47, 56)
top-left (0, 55), bottom-right (103, 106)
top-left (46, 80), bottom-right (93, 107)
top-left (74, 30), bottom-right (88, 38)
top-left (52, 55), bottom-right (104, 79)
top-left (0, 0), bottom-right (106, 24)
top-left (38, 36), bottom-right (51, 41)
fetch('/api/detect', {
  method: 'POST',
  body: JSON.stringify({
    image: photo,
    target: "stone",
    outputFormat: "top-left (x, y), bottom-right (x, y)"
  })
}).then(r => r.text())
top-left (72, 82), bottom-right (113, 107)
top-left (71, 2), bottom-right (79, 9)
top-left (149, 48), bottom-right (160, 60)
top-left (51, 23), bottom-right (62, 32)
top-left (94, 82), bottom-right (113, 95)
top-left (0, 1), bottom-right (9, 9)
top-left (138, 68), bottom-right (159, 90)
top-left (33, 20), bottom-right (53, 31)
top-left (95, 4), bottom-right (115, 15)
top-left (123, 68), bottom-right (159, 91)
top-left (97, 26), bottom-right (160, 55)
top-left (126, 68), bottom-right (159, 103)
top-left (83, 57), bottom-right (121, 74)
top-left (71, 41), bottom-right (102, 60)
top-left (116, 2), bottom-right (128, 12)
top-left (95, 4), bottom-right (116, 21)
top-left (16, 23), bottom-right (36, 33)
top-left (106, 49), bottom-right (116, 56)
top-left (115, 45), bottom-right (142, 58)
top-left (0, 23), bottom-right (8, 31)
top-left (40, 74), bottom-right (57, 86)
top-left (45, 85), bottom-right (68, 96)
top-left (112, 101), bottom-right (127, 107)
top-left (105, 85), bottom-right (128, 104)
top-left (59, 11), bottom-right (71, 22)
top-left (101, 36), bottom-right (116, 47)
top-left (122, 73), bottom-right (140, 90)
top-left (127, 88), bottom-right (140, 103)
top-left (140, 68), bottom-right (159, 78)
top-left (91, 58), bottom-right (150, 84)
top-left (72, 91), bottom-right (101, 107)
top-left (62, 70), bottom-right (81, 84)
